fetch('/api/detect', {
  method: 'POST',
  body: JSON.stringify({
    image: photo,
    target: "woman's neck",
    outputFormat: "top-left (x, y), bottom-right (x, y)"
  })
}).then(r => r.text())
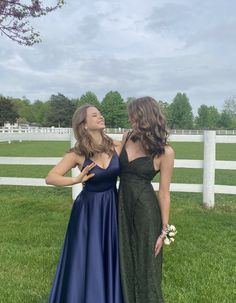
top-left (88, 130), bottom-right (103, 145)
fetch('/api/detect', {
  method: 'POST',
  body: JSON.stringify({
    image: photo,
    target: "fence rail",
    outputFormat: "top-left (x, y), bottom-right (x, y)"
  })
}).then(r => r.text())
top-left (0, 131), bottom-right (236, 208)
top-left (1, 126), bottom-right (236, 136)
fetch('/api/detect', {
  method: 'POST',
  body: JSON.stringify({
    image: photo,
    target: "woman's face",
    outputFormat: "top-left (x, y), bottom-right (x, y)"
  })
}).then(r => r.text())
top-left (85, 107), bottom-right (105, 130)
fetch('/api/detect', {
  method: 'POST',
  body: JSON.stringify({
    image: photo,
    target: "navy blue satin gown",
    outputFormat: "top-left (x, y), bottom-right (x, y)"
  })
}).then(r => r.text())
top-left (49, 152), bottom-right (123, 303)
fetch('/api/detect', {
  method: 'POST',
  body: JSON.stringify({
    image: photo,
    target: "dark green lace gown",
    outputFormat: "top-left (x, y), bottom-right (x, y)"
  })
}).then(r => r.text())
top-left (118, 145), bottom-right (164, 303)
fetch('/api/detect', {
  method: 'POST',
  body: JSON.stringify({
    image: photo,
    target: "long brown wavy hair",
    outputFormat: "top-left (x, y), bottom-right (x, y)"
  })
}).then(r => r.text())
top-left (128, 96), bottom-right (169, 157)
top-left (70, 104), bottom-right (114, 158)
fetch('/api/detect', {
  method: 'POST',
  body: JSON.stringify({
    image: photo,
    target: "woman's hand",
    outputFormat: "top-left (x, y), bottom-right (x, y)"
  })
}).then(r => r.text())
top-left (154, 236), bottom-right (164, 257)
top-left (46, 153), bottom-right (96, 187)
top-left (73, 162), bottom-right (96, 184)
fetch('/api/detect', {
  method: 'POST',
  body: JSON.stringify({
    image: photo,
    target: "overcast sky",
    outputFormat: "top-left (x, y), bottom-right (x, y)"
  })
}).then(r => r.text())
top-left (0, 0), bottom-right (235, 113)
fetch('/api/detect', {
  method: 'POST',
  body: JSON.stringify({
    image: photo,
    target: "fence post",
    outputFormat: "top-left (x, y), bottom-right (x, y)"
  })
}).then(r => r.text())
top-left (203, 130), bottom-right (216, 208)
top-left (70, 133), bottom-right (82, 201)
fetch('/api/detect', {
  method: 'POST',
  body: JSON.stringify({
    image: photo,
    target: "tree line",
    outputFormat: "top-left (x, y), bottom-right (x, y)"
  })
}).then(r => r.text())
top-left (0, 91), bottom-right (236, 129)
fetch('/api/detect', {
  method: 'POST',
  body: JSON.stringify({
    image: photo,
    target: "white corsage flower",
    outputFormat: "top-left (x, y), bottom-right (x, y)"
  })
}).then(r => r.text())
top-left (163, 224), bottom-right (177, 245)
top-left (164, 237), bottom-right (171, 245)
top-left (169, 225), bottom-right (176, 232)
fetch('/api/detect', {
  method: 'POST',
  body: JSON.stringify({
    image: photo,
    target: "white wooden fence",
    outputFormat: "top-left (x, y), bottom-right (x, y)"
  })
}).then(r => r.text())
top-left (0, 131), bottom-right (236, 208)
top-left (1, 126), bottom-right (236, 136)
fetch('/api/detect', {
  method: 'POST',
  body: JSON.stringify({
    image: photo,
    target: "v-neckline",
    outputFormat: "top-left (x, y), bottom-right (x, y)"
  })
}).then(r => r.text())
top-left (123, 146), bottom-right (150, 164)
top-left (122, 147), bottom-right (159, 172)
top-left (121, 131), bottom-right (160, 172)
top-left (89, 152), bottom-right (115, 170)
top-left (123, 131), bottom-right (149, 163)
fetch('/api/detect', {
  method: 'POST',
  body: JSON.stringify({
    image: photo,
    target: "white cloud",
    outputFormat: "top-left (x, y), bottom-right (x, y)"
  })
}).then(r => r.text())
top-left (0, 0), bottom-right (235, 114)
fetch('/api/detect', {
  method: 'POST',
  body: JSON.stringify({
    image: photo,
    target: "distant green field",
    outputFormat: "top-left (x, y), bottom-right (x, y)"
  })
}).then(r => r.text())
top-left (0, 140), bottom-right (236, 302)
top-left (0, 141), bottom-right (70, 157)
top-left (0, 141), bottom-right (236, 186)
top-left (0, 140), bottom-right (236, 159)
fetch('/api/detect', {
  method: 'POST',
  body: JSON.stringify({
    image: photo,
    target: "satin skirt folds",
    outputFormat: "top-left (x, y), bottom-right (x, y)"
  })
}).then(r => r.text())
top-left (48, 188), bottom-right (123, 303)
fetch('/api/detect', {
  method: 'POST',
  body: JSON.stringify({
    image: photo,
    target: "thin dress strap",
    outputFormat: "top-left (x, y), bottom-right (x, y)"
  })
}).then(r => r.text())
top-left (124, 130), bottom-right (133, 145)
top-left (120, 131), bottom-right (133, 157)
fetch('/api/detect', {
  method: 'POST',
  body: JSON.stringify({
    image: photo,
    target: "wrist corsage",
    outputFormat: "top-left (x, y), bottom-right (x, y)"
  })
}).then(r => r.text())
top-left (159, 224), bottom-right (177, 245)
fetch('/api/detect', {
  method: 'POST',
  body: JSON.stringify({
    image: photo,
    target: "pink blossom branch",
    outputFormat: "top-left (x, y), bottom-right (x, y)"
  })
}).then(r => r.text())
top-left (0, 0), bottom-right (64, 45)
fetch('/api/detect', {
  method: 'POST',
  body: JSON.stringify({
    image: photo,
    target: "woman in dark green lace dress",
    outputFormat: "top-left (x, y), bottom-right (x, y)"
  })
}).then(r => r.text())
top-left (118, 97), bottom-right (174, 303)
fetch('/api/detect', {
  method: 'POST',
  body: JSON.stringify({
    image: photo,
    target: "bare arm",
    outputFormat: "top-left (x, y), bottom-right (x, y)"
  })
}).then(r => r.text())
top-left (154, 145), bottom-right (174, 256)
top-left (158, 145), bottom-right (175, 228)
top-left (45, 152), bottom-right (95, 186)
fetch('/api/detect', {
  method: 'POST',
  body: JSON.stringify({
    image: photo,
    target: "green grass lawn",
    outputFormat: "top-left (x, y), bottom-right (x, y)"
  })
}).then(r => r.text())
top-left (0, 141), bottom-right (236, 302)
top-left (0, 141), bottom-right (70, 157)
top-left (0, 187), bottom-right (235, 303)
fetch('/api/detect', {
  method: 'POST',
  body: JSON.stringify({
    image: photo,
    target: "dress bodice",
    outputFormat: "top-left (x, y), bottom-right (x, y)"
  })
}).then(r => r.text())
top-left (119, 147), bottom-right (159, 183)
top-left (81, 152), bottom-right (120, 192)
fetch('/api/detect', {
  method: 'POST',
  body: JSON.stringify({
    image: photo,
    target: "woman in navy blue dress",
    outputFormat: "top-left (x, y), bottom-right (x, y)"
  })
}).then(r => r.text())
top-left (46, 104), bottom-right (123, 303)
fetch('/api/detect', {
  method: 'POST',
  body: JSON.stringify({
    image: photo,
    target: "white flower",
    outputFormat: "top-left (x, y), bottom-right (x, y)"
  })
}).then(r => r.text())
top-left (164, 237), bottom-right (171, 245)
top-left (164, 225), bottom-right (177, 245)
top-left (163, 224), bottom-right (177, 245)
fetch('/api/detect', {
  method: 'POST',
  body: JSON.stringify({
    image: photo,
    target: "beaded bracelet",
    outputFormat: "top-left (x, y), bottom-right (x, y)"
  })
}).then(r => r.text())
top-left (159, 229), bottom-right (167, 240)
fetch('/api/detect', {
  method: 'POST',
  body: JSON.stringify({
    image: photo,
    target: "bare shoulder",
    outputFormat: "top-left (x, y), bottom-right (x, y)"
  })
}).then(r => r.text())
top-left (153, 145), bottom-right (174, 170)
top-left (64, 151), bottom-right (85, 167)
top-left (113, 139), bottom-right (123, 156)
top-left (163, 144), bottom-right (175, 157)
top-left (121, 131), bottom-right (131, 143)
top-left (158, 144), bottom-right (174, 168)
top-left (122, 131), bottom-right (129, 139)
top-left (113, 139), bottom-right (122, 146)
